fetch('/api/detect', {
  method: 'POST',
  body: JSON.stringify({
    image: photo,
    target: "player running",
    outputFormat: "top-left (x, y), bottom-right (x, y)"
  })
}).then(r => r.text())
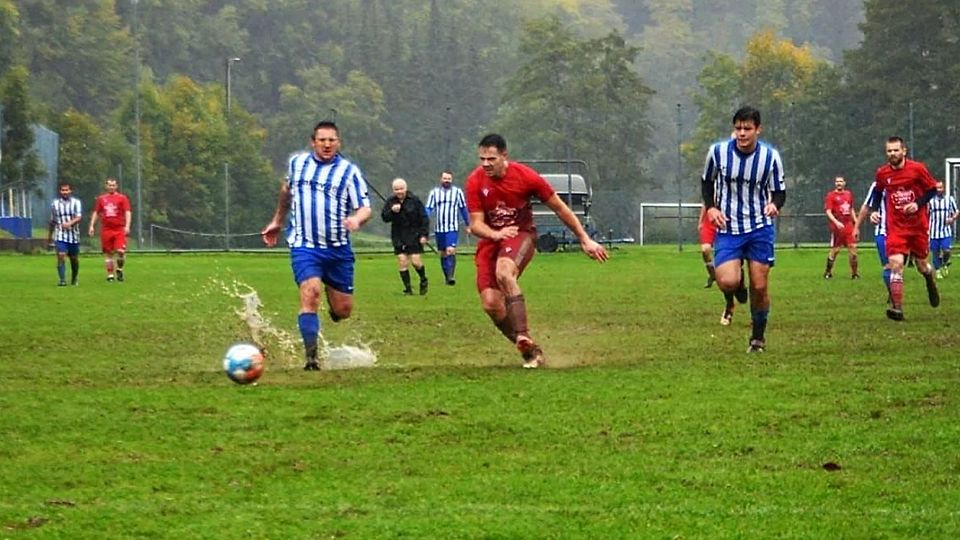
top-left (701, 106), bottom-right (786, 352)
top-left (868, 136), bottom-right (940, 321)
top-left (465, 133), bottom-right (607, 368)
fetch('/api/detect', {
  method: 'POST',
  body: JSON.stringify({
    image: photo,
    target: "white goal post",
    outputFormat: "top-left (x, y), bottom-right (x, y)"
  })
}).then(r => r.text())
top-left (946, 158), bottom-right (960, 238)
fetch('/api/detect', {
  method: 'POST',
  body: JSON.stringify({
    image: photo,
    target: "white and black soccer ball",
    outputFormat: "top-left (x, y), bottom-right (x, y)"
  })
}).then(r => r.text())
top-left (223, 343), bottom-right (265, 385)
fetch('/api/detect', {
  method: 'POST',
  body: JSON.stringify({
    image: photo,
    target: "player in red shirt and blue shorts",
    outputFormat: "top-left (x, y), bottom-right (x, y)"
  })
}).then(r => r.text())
top-left (88, 177), bottom-right (132, 282)
top-left (465, 134), bottom-right (608, 368)
top-left (823, 175), bottom-right (859, 279)
top-left (868, 136), bottom-right (939, 321)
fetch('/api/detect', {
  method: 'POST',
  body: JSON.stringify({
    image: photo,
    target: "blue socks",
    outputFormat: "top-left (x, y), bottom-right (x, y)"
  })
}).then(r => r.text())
top-left (298, 312), bottom-right (320, 352)
top-left (751, 309), bottom-right (769, 341)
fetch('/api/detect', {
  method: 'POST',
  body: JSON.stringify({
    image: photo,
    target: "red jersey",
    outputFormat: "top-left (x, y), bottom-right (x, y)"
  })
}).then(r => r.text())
top-left (823, 189), bottom-right (855, 224)
top-left (874, 158), bottom-right (937, 234)
top-left (93, 192), bottom-right (131, 229)
top-left (465, 162), bottom-right (555, 233)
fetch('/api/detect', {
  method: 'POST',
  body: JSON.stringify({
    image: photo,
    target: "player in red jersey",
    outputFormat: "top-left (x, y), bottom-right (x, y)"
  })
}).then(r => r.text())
top-left (88, 177), bottom-right (132, 282)
top-left (869, 136), bottom-right (939, 320)
top-left (698, 204), bottom-right (745, 325)
top-left (698, 204), bottom-right (718, 288)
top-left (823, 175), bottom-right (860, 279)
top-left (465, 134), bottom-right (608, 368)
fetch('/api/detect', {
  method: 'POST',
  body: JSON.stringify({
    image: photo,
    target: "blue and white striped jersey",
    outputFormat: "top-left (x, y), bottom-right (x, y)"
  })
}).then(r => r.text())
top-left (928, 193), bottom-right (957, 239)
top-left (50, 197), bottom-right (82, 244)
top-left (425, 185), bottom-right (468, 233)
top-left (702, 139), bottom-right (785, 235)
top-left (862, 182), bottom-right (886, 237)
top-left (285, 152), bottom-right (371, 249)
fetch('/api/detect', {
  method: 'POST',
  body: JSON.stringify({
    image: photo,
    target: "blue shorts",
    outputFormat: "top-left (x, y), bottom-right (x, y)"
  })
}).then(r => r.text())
top-left (56, 241), bottom-right (80, 256)
top-left (435, 231), bottom-right (459, 251)
top-left (875, 234), bottom-right (888, 265)
top-left (930, 236), bottom-right (953, 254)
top-left (715, 226), bottom-right (776, 267)
top-left (290, 246), bottom-right (355, 294)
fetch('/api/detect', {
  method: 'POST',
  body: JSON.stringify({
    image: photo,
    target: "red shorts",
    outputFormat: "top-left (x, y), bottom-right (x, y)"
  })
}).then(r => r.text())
top-left (699, 220), bottom-right (717, 245)
top-left (885, 230), bottom-right (929, 259)
top-left (100, 228), bottom-right (127, 253)
top-left (474, 231), bottom-right (537, 292)
top-left (829, 224), bottom-right (855, 248)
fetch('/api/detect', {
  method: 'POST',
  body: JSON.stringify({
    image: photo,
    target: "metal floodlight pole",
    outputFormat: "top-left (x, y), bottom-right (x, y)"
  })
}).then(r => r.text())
top-left (224, 56), bottom-right (240, 250)
top-left (132, 0), bottom-right (143, 249)
top-left (676, 103), bottom-right (683, 253)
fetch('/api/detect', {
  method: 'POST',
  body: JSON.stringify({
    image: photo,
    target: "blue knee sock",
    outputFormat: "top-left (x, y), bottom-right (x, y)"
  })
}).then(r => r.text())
top-left (298, 312), bottom-right (320, 353)
top-left (57, 261), bottom-right (66, 282)
top-left (882, 268), bottom-right (891, 292)
top-left (751, 309), bottom-right (769, 341)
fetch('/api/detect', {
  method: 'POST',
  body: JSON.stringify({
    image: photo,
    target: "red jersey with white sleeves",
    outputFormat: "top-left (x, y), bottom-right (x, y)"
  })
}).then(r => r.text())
top-left (823, 189), bottom-right (855, 225)
top-left (93, 192), bottom-right (131, 229)
top-left (874, 159), bottom-right (937, 234)
top-left (465, 161), bottom-right (555, 233)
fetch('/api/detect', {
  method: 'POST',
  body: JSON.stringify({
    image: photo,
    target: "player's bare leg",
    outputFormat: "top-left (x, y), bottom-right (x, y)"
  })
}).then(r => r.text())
top-left (397, 253), bottom-right (413, 295)
top-left (480, 288), bottom-right (515, 343)
top-left (886, 254), bottom-right (906, 320)
top-left (104, 254), bottom-right (116, 281)
top-left (848, 244), bottom-right (859, 279)
top-left (824, 245), bottom-right (840, 279)
top-left (411, 252), bottom-right (428, 295)
top-left (298, 277), bottom-right (324, 370)
top-left (116, 249), bottom-right (126, 281)
top-left (489, 256), bottom-right (543, 368)
top-left (701, 243), bottom-right (716, 288)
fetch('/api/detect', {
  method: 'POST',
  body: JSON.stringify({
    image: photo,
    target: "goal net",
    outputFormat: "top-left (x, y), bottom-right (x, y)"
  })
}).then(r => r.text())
top-left (149, 224), bottom-right (263, 250)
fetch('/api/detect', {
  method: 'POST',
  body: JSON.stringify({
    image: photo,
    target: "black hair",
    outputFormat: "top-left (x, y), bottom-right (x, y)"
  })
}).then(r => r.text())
top-left (732, 106), bottom-right (762, 126)
top-left (312, 120), bottom-right (339, 138)
top-left (478, 133), bottom-right (507, 152)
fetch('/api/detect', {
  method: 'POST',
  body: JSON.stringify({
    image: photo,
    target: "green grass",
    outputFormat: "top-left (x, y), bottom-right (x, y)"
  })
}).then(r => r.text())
top-left (2, 246), bottom-right (959, 538)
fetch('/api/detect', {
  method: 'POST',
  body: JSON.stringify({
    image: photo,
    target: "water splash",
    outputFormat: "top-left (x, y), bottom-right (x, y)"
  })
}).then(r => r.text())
top-left (211, 277), bottom-right (377, 370)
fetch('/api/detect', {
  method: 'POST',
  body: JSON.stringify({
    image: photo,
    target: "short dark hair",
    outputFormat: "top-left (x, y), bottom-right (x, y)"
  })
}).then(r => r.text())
top-left (478, 133), bottom-right (507, 152)
top-left (442, 169), bottom-right (454, 176)
top-left (887, 135), bottom-right (906, 146)
top-left (732, 106), bottom-right (762, 126)
top-left (313, 120), bottom-right (339, 138)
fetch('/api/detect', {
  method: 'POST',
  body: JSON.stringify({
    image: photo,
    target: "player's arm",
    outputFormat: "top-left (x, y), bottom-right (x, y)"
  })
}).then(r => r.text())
top-left (64, 212), bottom-right (83, 229)
top-left (914, 188), bottom-right (938, 208)
top-left (46, 209), bottom-right (55, 244)
top-left (701, 170), bottom-right (727, 228)
top-left (344, 206), bottom-right (372, 232)
top-left (468, 210), bottom-right (505, 240)
top-left (261, 181), bottom-right (291, 247)
top-left (766, 190), bottom-right (785, 217)
top-left (825, 208), bottom-right (841, 228)
top-left (417, 200), bottom-right (430, 241)
top-left (88, 208), bottom-right (99, 236)
top-left (543, 194), bottom-right (608, 262)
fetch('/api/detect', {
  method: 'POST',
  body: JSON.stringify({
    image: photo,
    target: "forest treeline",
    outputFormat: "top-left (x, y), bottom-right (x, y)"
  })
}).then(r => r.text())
top-left (1, 0), bottom-right (958, 240)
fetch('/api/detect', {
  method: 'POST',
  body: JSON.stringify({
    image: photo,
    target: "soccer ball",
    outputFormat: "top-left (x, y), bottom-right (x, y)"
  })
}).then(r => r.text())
top-left (223, 342), bottom-right (265, 385)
